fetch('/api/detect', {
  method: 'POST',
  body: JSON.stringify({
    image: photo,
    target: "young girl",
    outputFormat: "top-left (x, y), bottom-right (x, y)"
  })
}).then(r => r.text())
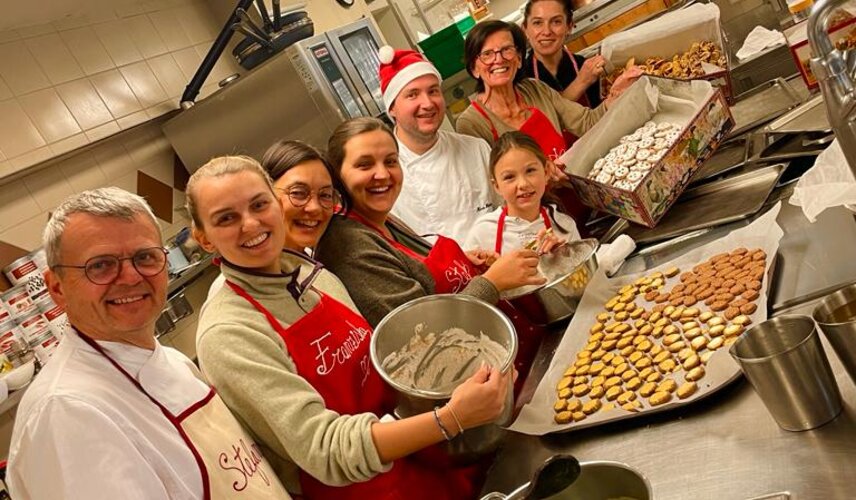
top-left (465, 131), bottom-right (581, 255)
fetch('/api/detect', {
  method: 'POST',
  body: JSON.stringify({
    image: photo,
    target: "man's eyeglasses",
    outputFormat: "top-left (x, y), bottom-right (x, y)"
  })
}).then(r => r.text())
top-left (477, 45), bottom-right (518, 64)
top-left (278, 186), bottom-right (341, 210)
top-left (53, 247), bottom-right (168, 285)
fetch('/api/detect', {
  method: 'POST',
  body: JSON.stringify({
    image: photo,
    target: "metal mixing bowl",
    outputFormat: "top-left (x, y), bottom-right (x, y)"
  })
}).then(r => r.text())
top-left (502, 238), bottom-right (599, 325)
top-left (370, 294), bottom-right (518, 463)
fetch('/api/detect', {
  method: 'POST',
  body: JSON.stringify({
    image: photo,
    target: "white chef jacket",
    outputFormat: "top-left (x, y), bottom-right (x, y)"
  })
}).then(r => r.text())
top-left (8, 328), bottom-right (211, 500)
top-left (392, 130), bottom-right (501, 244)
top-left (463, 204), bottom-right (581, 252)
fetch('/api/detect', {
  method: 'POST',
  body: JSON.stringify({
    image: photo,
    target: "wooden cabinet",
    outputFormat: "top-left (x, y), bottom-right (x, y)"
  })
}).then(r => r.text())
top-left (566, 0), bottom-right (668, 51)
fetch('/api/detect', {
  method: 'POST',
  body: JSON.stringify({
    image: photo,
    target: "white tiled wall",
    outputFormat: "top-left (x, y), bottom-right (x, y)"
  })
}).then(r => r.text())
top-left (0, 121), bottom-right (191, 251)
top-left (0, 0), bottom-right (242, 179)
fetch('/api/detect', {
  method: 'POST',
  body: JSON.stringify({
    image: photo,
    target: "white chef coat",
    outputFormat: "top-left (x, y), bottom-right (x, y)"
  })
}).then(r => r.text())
top-left (463, 204), bottom-right (581, 252)
top-left (8, 328), bottom-right (211, 500)
top-left (392, 130), bottom-right (501, 244)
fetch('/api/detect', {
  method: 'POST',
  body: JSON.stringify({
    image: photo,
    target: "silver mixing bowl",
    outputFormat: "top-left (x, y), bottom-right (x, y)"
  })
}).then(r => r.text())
top-left (502, 238), bottom-right (599, 325)
top-left (370, 294), bottom-right (518, 463)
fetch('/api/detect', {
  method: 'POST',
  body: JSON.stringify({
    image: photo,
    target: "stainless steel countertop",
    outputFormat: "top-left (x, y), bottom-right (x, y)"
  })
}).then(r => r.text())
top-left (483, 201), bottom-right (856, 499)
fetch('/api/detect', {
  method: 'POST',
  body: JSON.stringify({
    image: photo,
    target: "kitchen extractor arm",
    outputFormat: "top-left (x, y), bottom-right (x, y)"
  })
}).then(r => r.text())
top-left (180, 0), bottom-right (255, 107)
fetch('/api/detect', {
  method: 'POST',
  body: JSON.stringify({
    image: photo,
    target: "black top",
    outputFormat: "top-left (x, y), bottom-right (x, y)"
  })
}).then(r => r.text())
top-left (522, 49), bottom-right (603, 108)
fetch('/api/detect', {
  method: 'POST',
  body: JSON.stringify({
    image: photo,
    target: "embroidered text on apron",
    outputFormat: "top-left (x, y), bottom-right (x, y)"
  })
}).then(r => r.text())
top-left (226, 275), bottom-right (471, 499)
top-left (76, 330), bottom-right (289, 500)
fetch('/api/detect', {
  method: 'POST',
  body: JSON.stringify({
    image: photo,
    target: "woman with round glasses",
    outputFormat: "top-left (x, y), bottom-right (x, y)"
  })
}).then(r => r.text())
top-left (188, 153), bottom-right (511, 499)
top-left (455, 20), bottom-right (641, 224)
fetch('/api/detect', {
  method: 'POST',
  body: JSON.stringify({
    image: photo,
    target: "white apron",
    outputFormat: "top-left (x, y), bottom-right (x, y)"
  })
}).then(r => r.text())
top-left (77, 330), bottom-right (290, 499)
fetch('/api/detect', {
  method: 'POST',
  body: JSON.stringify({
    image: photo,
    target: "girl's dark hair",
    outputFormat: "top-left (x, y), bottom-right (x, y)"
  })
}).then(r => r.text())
top-left (326, 117), bottom-right (398, 213)
top-left (522, 0), bottom-right (574, 26)
top-left (489, 131), bottom-right (571, 234)
top-left (464, 20), bottom-right (528, 93)
top-left (261, 139), bottom-right (349, 213)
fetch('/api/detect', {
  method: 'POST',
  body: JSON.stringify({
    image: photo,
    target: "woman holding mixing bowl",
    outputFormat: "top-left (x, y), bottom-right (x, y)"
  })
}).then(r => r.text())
top-left (315, 117), bottom-right (552, 396)
top-left (190, 149), bottom-right (511, 500)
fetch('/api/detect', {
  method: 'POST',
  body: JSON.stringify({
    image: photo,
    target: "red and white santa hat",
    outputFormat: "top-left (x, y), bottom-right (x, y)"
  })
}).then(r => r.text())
top-left (378, 45), bottom-right (442, 112)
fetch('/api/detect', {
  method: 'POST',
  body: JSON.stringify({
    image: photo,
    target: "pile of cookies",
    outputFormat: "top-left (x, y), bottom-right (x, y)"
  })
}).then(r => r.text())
top-left (601, 40), bottom-right (727, 96)
top-left (587, 121), bottom-right (682, 191)
top-left (553, 247), bottom-right (767, 425)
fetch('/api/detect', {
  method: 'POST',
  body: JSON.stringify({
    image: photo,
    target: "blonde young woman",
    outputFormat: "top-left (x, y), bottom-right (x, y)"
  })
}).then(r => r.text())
top-left (187, 155), bottom-right (512, 500)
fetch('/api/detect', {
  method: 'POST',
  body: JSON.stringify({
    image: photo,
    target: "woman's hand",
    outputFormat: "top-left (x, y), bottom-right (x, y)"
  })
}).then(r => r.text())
top-left (466, 249), bottom-right (499, 269)
top-left (607, 66), bottom-right (644, 100)
top-left (446, 364), bottom-right (515, 429)
top-left (578, 55), bottom-right (607, 86)
top-left (482, 249), bottom-right (546, 292)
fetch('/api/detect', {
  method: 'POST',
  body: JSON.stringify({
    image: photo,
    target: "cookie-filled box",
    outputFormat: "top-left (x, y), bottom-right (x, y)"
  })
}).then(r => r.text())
top-left (599, 3), bottom-right (733, 103)
top-left (559, 75), bottom-right (734, 228)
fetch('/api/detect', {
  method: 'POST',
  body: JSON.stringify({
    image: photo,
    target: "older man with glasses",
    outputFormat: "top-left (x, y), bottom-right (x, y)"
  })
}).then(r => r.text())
top-left (7, 187), bottom-right (290, 500)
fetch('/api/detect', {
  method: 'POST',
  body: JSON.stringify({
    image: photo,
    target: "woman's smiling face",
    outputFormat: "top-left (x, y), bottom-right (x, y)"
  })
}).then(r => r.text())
top-left (473, 29), bottom-right (522, 91)
top-left (192, 170), bottom-right (285, 273)
top-left (274, 160), bottom-right (339, 251)
top-left (339, 129), bottom-right (403, 221)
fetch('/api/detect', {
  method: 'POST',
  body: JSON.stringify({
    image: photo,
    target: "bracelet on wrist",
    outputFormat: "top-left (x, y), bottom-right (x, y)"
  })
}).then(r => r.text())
top-left (433, 406), bottom-right (453, 441)
top-left (446, 403), bottom-right (465, 435)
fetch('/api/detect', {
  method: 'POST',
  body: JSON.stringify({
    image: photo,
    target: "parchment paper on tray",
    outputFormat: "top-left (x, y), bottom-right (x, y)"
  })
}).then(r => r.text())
top-left (508, 203), bottom-right (783, 436)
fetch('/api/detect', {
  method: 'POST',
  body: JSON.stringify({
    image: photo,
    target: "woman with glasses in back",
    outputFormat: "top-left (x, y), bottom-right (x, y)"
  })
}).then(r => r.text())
top-left (455, 20), bottom-right (641, 225)
top-left (206, 140), bottom-right (345, 298)
top-left (191, 143), bottom-right (510, 500)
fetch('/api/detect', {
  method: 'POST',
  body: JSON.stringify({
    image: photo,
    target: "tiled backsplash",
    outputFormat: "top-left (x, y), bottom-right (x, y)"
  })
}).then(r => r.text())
top-left (0, 0), bottom-right (243, 179)
top-left (0, 120), bottom-right (192, 250)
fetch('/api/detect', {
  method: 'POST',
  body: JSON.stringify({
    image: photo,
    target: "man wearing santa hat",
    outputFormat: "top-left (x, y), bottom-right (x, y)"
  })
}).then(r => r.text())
top-left (378, 46), bottom-right (500, 245)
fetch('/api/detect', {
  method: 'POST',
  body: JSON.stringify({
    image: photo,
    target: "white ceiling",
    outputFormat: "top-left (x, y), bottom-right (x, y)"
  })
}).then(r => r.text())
top-left (1, 0), bottom-right (157, 31)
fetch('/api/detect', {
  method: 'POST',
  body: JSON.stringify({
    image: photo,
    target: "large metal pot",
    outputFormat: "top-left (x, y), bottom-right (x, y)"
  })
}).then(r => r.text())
top-left (370, 294), bottom-right (518, 464)
top-left (502, 239), bottom-right (599, 326)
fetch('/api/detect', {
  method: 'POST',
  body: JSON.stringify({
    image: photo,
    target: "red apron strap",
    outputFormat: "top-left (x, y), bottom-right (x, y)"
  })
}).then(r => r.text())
top-left (224, 280), bottom-right (288, 331)
top-left (495, 206), bottom-right (553, 256)
top-left (494, 206), bottom-right (508, 255)
top-left (540, 206), bottom-right (553, 229)
top-left (469, 100), bottom-right (500, 141)
top-left (346, 212), bottom-right (426, 262)
top-left (75, 330), bottom-right (213, 500)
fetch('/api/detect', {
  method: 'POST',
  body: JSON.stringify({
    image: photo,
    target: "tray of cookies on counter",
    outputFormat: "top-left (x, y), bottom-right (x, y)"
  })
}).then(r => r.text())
top-left (508, 203), bottom-right (784, 435)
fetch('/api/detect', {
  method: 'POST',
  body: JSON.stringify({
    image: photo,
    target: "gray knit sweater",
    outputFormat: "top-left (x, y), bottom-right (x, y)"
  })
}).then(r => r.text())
top-left (196, 251), bottom-right (390, 493)
top-left (315, 215), bottom-right (500, 327)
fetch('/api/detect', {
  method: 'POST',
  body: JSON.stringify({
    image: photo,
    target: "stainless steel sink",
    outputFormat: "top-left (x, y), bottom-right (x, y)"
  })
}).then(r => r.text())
top-left (484, 461), bottom-right (652, 500)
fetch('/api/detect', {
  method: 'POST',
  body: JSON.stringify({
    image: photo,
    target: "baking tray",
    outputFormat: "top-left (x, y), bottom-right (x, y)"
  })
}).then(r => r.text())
top-left (764, 93), bottom-right (830, 135)
top-left (749, 130), bottom-right (834, 164)
top-left (626, 163), bottom-right (785, 245)
top-left (690, 135), bottom-right (749, 184)
top-left (726, 78), bottom-right (802, 139)
top-left (507, 205), bottom-right (783, 435)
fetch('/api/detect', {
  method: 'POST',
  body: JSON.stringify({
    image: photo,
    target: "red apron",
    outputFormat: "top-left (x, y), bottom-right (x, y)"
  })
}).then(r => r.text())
top-left (492, 206), bottom-right (552, 368)
top-left (470, 96), bottom-right (591, 234)
top-left (225, 275), bottom-right (472, 500)
top-left (347, 212), bottom-right (544, 392)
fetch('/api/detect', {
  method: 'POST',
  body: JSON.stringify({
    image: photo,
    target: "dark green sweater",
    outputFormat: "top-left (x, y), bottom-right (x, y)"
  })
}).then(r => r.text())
top-left (315, 215), bottom-right (500, 327)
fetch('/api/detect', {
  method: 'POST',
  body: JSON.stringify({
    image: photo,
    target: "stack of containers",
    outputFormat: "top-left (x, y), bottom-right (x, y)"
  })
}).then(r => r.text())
top-left (1, 250), bottom-right (65, 366)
